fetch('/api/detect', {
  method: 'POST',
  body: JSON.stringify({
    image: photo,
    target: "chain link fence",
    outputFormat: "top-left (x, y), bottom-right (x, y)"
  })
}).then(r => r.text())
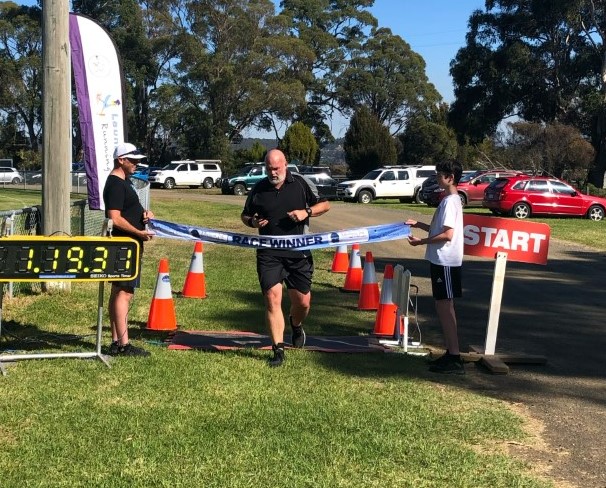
top-left (1, 178), bottom-right (149, 297)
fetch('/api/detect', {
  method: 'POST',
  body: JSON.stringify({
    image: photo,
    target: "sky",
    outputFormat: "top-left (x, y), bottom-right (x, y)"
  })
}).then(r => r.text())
top-left (18, 0), bottom-right (486, 138)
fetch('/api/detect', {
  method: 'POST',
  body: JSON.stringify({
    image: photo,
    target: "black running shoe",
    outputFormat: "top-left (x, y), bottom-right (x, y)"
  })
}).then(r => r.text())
top-left (107, 341), bottom-right (120, 355)
top-left (428, 351), bottom-right (452, 365)
top-left (110, 343), bottom-right (151, 357)
top-left (428, 355), bottom-right (465, 375)
top-left (289, 316), bottom-right (306, 348)
top-left (269, 344), bottom-right (285, 367)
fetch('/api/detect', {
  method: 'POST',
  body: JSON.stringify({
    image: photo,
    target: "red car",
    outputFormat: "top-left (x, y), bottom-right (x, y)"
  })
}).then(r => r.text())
top-left (455, 169), bottom-right (524, 206)
top-left (483, 175), bottom-right (606, 221)
top-left (434, 169), bottom-right (524, 207)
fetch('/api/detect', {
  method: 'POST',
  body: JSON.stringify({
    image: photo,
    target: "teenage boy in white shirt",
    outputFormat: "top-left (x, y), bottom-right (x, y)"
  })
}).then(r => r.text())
top-left (406, 160), bottom-right (465, 374)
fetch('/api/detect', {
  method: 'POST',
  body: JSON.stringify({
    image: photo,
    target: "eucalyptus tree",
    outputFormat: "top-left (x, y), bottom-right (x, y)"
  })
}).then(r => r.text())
top-left (0, 2), bottom-right (43, 152)
top-left (449, 0), bottom-right (606, 186)
top-left (337, 27), bottom-right (441, 135)
top-left (278, 0), bottom-right (377, 140)
top-left (72, 0), bottom-right (182, 162)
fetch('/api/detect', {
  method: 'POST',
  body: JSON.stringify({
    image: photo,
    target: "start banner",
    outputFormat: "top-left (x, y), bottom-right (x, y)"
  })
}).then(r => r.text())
top-left (150, 219), bottom-right (410, 251)
top-left (463, 214), bottom-right (550, 265)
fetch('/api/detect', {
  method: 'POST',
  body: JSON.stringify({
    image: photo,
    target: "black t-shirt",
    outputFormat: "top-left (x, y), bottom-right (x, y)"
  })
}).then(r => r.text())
top-left (243, 171), bottom-right (324, 257)
top-left (103, 174), bottom-right (145, 243)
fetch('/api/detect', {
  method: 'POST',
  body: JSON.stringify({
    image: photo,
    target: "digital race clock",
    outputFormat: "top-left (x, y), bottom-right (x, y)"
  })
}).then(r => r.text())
top-left (0, 236), bottom-right (140, 282)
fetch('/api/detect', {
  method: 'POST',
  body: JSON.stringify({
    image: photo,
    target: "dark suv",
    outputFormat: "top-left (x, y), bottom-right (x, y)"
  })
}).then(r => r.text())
top-left (220, 163), bottom-right (299, 195)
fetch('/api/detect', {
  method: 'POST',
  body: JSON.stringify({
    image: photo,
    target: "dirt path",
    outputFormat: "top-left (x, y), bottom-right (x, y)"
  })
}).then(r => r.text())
top-left (153, 190), bottom-right (606, 488)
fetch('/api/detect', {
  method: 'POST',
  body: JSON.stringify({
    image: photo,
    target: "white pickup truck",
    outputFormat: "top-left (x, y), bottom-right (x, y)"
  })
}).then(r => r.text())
top-left (336, 165), bottom-right (436, 203)
top-left (149, 160), bottom-right (222, 189)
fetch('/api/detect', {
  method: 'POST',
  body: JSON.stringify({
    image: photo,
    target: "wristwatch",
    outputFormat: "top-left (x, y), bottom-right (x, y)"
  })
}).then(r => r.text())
top-left (305, 207), bottom-right (312, 218)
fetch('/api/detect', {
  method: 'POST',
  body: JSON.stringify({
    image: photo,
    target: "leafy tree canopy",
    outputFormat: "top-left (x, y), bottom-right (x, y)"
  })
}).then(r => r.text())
top-left (343, 105), bottom-right (396, 176)
top-left (280, 121), bottom-right (319, 165)
top-left (337, 27), bottom-right (441, 134)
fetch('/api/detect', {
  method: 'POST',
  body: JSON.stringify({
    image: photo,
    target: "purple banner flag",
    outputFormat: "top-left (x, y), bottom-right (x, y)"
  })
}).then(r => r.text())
top-left (69, 13), bottom-right (125, 210)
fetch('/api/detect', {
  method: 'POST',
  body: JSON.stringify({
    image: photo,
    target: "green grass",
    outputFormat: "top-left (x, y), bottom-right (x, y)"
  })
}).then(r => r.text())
top-left (0, 198), bottom-right (553, 487)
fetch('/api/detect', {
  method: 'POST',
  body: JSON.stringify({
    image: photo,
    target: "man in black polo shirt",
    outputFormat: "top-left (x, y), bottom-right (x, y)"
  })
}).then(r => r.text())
top-left (241, 149), bottom-right (330, 367)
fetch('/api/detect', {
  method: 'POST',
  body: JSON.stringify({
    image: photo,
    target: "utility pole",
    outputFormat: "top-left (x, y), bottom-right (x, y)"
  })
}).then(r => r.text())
top-left (42, 0), bottom-right (71, 291)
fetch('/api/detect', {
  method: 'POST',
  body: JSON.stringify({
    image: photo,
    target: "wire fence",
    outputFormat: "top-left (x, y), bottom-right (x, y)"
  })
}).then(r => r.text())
top-left (1, 178), bottom-right (149, 297)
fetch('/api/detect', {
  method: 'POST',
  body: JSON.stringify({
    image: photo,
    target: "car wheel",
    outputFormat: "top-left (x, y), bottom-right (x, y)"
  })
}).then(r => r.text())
top-left (459, 192), bottom-right (467, 206)
top-left (414, 190), bottom-right (423, 204)
top-left (587, 205), bottom-right (604, 221)
top-left (11, 177), bottom-right (21, 184)
top-left (202, 177), bottom-right (214, 189)
top-left (163, 178), bottom-right (176, 189)
top-left (233, 183), bottom-right (246, 196)
top-left (357, 190), bottom-right (373, 204)
top-left (512, 202), bottom-right (531, 219)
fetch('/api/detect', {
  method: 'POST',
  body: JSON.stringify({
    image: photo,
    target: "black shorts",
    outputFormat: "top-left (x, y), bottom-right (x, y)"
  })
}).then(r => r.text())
top-left (430, 263), bottom-right (462, 300)
top-left (257, 253), bottom-right (314, 293)
top-left (112, 254), bottom-right (142, 290)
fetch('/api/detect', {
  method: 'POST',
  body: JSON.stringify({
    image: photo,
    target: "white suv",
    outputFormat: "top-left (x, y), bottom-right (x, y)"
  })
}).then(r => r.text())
top-left (149, 160), bottom-right (222, 189)
top-left (0, 167), bottom-right (24, 184)
top-left (336, 165), bottom-right (435, 204)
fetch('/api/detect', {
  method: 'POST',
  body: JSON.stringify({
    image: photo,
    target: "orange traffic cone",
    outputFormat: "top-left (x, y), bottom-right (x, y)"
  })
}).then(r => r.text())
top-left (182, 241), bottom-right (207, 298)
top-left (358, 252), bottom-right (380, 310)
top-left (146, 259), bottom-right (177, 331)
top-left (373, 264), bottom-right (397, 335)
top-left (342, 244), bottom-right (362, 292)
top-left (331, 245), bottom-right (349, 273)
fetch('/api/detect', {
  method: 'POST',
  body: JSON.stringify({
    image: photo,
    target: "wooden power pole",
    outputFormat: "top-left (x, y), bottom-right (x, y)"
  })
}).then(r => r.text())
top-left (42, 0), bottom-right (71, 290)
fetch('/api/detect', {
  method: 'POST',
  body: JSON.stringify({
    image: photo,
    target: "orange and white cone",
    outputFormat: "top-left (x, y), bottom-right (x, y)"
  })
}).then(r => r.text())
top-left (182, 241), bottom-right (207, 298)
top-left (146, 259), bottom-right (177, 331)
top-left (373, 264), bottom-right (397, 336)
top-left (331, 245), bottom-right (349, 273)
top-left (342, 244), bottom-right (362, 292)
top-left (358, 251), bottom-right (380, 310)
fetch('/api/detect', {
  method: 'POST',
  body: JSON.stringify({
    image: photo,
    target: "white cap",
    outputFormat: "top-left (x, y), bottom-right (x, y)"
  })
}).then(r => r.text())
top-left (113, 142), bottom-right (146, 160)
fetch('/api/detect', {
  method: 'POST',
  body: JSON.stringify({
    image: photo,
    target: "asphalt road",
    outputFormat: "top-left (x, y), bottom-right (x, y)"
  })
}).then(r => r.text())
top-left (154, 190), bottom-right (606, 488)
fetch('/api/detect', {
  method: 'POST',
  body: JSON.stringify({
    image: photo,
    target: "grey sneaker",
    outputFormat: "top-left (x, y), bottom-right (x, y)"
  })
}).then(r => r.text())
top-left (289, 316), bottom-right (306, 348)
top-left (428, 355), bottom-right (465, 375)
top-left (269, 344), bottom-right (285, 367)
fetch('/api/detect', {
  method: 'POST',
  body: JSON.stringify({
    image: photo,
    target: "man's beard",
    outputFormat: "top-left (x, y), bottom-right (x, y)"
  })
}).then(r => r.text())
top-left (269, 174), bottom-right (285, 186)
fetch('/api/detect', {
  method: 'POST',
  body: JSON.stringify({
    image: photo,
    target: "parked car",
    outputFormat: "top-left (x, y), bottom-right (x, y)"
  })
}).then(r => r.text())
top-left (423, 169), bottom-right (524, 207)
top-left (0, 167), bottom-right (24, 184)
top-left (220, 162), bottom-right (299, 195)
top-left (149, 160), bottom-right (222, 189)
top-left (133, 164), bottom-right (150, 181)
top-left (336, 165), bottom-right (435, 204)
top-left (302, 173), bottom-right (340, 200)
top-left (483, 175), bottom-right (606, 221)
top-left (298, 165), bottom-right (332, 177)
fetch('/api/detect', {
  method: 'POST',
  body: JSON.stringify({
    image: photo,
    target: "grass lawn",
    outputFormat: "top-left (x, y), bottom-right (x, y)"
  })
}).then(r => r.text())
top-left (0, 196), bottom-right (554, 487)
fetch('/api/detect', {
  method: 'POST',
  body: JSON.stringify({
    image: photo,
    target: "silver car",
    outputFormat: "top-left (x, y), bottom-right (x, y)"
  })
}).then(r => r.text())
top-left (0, 167), bottom-right (24, 184)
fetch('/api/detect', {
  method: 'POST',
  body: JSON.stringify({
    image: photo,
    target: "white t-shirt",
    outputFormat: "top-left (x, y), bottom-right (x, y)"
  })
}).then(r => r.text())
top-left (425, 194), bottom-right (464, 267)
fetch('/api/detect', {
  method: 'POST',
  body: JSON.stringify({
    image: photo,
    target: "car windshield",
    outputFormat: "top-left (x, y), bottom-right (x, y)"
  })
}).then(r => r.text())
top-left (487, 177), bottom-right (509, 190)
top-left (361, 169), bottom-right (382, 180)
top-left (162, 163), bottom-right (180, 170)
top-left (459, 171), bottom-right (481, 183)
top-left (235, 165), bottom-right (258, 176)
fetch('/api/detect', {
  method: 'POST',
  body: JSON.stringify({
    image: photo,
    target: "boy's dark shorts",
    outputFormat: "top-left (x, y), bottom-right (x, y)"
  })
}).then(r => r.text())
top-left (112, 255), bottom-right (142, 290)
top-left (257, 253), bottom-right (314, 294)
top-left (430, 263), bottom-right (462, 300)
